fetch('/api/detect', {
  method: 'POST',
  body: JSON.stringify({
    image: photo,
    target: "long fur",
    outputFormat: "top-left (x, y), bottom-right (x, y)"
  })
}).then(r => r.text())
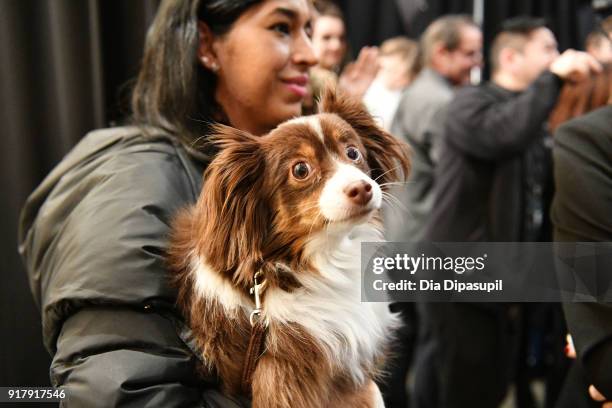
top-left (168, 86), bottom-right (411, 408)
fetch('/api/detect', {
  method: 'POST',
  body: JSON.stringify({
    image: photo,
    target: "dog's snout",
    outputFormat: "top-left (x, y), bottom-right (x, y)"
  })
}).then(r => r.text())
top-left (344, 180), bottom-right (373, 206)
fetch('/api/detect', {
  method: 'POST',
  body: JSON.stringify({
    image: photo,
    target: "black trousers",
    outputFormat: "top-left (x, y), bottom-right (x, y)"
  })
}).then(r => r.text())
top-left (379, 302), bottom-right (419, 408)
top-left (411, 303), bottom-right (521, 408)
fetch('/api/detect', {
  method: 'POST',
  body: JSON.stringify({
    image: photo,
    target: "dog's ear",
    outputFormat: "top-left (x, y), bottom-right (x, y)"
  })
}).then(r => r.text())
top-left (194, 124), bottom-right (271, 287)
top-left (318, 85), bottom-right (411, 186)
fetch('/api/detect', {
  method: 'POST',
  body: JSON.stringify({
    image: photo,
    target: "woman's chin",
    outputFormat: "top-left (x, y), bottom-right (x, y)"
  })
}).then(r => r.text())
top-left (278, 102), bottom-right (305, 120)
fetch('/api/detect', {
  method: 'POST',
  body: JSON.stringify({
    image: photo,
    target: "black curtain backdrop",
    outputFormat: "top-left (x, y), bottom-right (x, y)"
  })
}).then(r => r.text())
top-left (340, 0), bottom-right (597, 76)
top-left (0, 0), bottom-right (599, 390)
top-left (0, 0), bottom-right (159, 390)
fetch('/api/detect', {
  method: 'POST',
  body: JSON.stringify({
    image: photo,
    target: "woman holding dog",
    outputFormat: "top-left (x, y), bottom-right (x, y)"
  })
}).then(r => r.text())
top-left (19, 0), bottom-right (317, 406)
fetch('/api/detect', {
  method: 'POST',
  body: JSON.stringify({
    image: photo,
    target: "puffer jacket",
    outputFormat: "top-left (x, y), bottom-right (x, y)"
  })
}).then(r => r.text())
top-left (18, 126), bottom-right (249, 407)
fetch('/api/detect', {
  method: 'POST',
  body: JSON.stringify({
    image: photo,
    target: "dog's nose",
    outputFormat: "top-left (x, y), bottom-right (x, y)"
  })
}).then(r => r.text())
top-left (344, 180), bottom-right (373, 206)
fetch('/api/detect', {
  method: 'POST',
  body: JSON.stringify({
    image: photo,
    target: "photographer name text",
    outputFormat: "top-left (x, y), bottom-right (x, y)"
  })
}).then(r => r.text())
top-left (373, 279), bottom-right (503, 293)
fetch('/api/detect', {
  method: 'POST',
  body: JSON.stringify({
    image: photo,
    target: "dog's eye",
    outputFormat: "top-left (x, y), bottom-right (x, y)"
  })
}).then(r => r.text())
top-left (292, 162), bottom-right (311, 179)
top-left (346, 146), bottom-right (361, 161)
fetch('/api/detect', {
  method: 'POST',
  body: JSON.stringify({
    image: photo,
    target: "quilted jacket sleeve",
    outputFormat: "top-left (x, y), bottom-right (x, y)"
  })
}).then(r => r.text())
top-left (18, 128), bottom-right (249, 408)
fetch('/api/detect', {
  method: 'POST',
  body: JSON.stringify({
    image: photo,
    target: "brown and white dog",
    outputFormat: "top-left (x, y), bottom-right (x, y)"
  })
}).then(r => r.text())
top-left (168, 87), bottom-right (411, 408)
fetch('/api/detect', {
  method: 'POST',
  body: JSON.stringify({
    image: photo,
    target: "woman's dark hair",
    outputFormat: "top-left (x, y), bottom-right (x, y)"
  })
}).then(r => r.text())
top-left (549, 64), bottom-right (612, 133)
top-left (313, 0), bottom-right (343, 20)
top-left (131, 0), bottom-right (261, 145)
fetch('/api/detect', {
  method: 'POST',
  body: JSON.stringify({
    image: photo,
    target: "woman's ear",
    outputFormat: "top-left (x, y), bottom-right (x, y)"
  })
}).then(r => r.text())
top-left (194, 124), bottom-right (271, 287)
top-left (318, 85), bottom-right (411, 186)
top-left (198, 21), bottom-right (220, 72)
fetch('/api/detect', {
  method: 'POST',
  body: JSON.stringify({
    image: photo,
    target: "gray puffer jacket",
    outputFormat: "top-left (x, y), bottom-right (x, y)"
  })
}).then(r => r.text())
top-left (18, 126), bottom-right (249, 407)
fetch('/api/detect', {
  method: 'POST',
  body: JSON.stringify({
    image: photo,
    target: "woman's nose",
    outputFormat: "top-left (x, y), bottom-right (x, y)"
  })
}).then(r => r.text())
top-left (294, 32), bottom-right (318, 68)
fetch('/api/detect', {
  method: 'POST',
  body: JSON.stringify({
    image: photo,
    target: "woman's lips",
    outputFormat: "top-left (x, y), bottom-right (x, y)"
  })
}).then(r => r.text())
top-left (283, 75), bottom-right (309, 97)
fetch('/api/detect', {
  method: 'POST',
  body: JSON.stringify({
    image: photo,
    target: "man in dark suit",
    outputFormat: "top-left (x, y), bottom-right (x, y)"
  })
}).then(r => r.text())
top-left (552, 105), bottom-right (612, 406)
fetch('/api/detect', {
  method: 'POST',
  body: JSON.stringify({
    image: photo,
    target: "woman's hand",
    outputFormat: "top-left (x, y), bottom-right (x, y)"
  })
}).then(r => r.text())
top-left (338, 46), bottom-right (379, 99)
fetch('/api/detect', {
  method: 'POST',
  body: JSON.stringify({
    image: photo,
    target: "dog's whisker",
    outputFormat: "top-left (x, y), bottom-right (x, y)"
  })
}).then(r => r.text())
top-left (307, 209), bottom-right (323, 240)
top-left (284, 205), bottom-right (321, 223)
top-left (382, 193), bottom-right (417, 222)
top-left (382, 195), bottom-right (407, 216)
top-left (378, 181), bottom-right (412, 188)
top-left (382, 191), bottom-right (408, 210)
top-left (381, 190), bottom-right (403, 204)
top-left (373, 163), bottom-right (404, 183)
top-left (284, 202), bottom-right (320, 211)
top-left (382, 194), bottom-right (407, 213)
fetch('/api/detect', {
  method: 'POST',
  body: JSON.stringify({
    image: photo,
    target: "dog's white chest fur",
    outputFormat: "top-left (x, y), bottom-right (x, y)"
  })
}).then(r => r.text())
top-left (264, 225), bottom-right (397, 384)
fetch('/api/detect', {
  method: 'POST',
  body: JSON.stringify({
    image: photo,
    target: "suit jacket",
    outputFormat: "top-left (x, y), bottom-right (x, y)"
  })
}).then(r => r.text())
top-left (552, 105), bottom-right (612, 397)
top-left (388, 68), bottom-right (453, 241)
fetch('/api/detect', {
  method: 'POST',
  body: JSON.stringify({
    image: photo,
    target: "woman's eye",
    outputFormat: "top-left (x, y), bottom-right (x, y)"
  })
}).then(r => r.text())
top-left (346, 146), bottom-right (361, 161)
top-left (271, 23), bottom-right (291, 35)
top-left (292, 162), bottom-right (311, 179)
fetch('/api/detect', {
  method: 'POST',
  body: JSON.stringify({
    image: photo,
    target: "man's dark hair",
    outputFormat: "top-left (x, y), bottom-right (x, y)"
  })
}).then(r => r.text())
top-left (419, 15), bottom-right (478, 68)
top-left (585, 15), bottom-right (612, 51)
top-left (131, 0), bottom-right (261, 146)
top-left (500, 16), bottom-right (548, 35)
top-left (489, 16), bottom-right (549, 73)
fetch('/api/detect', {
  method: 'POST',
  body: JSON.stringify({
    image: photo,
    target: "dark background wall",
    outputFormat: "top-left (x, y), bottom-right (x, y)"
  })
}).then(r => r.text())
top-left (0, 0), bottom-right (599, 390)
top-left (338, 0), bottom-right (598, 78)
top-left (0, 0), bottom-right (160, 390)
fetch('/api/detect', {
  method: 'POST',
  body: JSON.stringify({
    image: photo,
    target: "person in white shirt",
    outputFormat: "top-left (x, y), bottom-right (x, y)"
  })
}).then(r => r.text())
top-left (363, 37), bottom-right (419, 130)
